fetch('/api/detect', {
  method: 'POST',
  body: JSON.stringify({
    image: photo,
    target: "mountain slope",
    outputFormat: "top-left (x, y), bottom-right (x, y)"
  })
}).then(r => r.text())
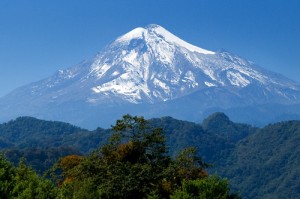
top-left (0, 117), bottom-right (107, 153)
top-left (218, 120), bottom-right (300, 199)
top-left (0, 24), bottom-right (300, 128)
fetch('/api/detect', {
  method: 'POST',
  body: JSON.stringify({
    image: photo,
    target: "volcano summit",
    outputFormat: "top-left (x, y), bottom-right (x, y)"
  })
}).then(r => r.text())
top-left (1, 24), bottom-right (300, 128)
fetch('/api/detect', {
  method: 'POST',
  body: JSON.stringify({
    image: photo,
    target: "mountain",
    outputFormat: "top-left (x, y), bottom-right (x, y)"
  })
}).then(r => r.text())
top-left (1, 24), bottom-right (300, 128)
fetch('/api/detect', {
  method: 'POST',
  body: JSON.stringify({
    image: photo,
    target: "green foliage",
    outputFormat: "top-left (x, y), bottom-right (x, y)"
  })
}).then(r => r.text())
top-left (171, 176), bottom-right (240, 199)
top-left (0, 113), bottom-right (255, 175)
top-left (218, 120), bottom-right (300, 199)
top-left (0, 114), bottom-right (242, 198)
top-left (50, 115), bottom-right (227, 199)
top-left (0, 154), bottom-right (15, 199)
top-left (0, 114), bottom-right (248, 198)
top-left (148, 115), bottom-right (256, 165)
top-left (12, 159), bottom-right (57, 199)
top-left (173, 147), bottom-right (209, 179)
top-left (0, 116), bottom-right (109, 173)
top-left (0, 116), bottom-right (108, 154)
top-left (202, 112), bottom-right (255, 142)
top-left (149, 116), bottom-right (206, 158)
top-left (53, 115), bottom-right (170, 198)
top-left (0, 156), bottom-right (57, 199)
top-left (4, 147), bottom-right (81, 174)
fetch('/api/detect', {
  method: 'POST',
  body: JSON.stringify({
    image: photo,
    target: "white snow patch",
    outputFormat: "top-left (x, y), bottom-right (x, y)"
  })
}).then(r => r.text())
top-left (150, 25), bottom-right (215, 55)
top-left (153, 78), bottom-right (170, 93)
top-left (202, 68), bottom-right (217, 81)
top-left (183, 71), bottom-right (198, 88)
top-left (91, 71), bottom-right (152, 103)
top-left (170, 75), bottom-right (180, 84)
top-left (227, 71), bottom-right (250, 87)
top-left (204, 82), bottom-right (216, 87)
top-left (116, 27), bottom-right (145, 42)
top-left (91, 63), bottom-right (111, 79)
top-left (123, 50), bottom-right (139, 66)
top-left (184, 71), bottom-right (196, 81)
top-left (111, 71), bottom-right (120, 77)
top-left (144, 34), bottom-right (175, 65)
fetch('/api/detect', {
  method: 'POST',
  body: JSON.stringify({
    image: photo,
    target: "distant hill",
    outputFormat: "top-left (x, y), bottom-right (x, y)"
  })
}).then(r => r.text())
top-left (150, 113), bottom-right (255, 163)
top-left (218, 120), bottom-right (300, 199)
top-left (0, 116), bottom-right (109, 153)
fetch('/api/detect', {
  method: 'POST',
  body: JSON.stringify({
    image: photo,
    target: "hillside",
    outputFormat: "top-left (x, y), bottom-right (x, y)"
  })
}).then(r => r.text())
top-left (0, 116), bottom-right (109, 153)
top-left (218, 120), bottom-right (300, 199)
top-left (0, 114), bottom-right (254, 172)
top-left (0, 114), bottom-right (300, 198)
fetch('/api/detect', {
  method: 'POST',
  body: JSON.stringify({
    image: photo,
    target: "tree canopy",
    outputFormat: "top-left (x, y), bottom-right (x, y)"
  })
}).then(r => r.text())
top-left (0, 115), bottom-right (240, 198)
top-left (51, 115), bottom-right (238, 198)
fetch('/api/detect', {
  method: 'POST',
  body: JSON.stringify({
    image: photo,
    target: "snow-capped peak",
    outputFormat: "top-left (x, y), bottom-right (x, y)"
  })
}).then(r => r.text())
top-left (116, 27), bottom-right (146, 42)
top-left (85, 24), bottom-right (300, 104)
top-left (1, 24), bottom-right (300, 128)
top-left (116, 24), bottom-right (215, 55)
top-left (146, 24), bottom-right (215, 55)
top-left (89, 24), bottom-right (218, 103)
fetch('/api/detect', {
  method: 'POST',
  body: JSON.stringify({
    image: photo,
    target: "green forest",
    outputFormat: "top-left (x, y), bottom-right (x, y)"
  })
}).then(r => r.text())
top-left (1, 113), bottom-right (300, 198)
top-left (0, 115), bottom-right (239, 198)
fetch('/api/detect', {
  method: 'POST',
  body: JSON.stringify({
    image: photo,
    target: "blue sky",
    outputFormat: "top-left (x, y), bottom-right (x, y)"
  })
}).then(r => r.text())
top-left (0, 0), bottom-right (300, 97)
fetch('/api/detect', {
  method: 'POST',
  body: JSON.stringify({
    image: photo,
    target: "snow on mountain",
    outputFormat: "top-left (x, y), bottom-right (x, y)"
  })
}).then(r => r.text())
top-left (79, 24), bottom-right (299, 104)
top-left (116, 24), bottom-right (215, 55)
top-left (1, 24), bottom-right (300, 128)
top-left (40, 24), bottom-right (295, 104)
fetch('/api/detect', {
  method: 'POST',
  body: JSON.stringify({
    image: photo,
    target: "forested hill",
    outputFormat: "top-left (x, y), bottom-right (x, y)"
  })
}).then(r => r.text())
top-left (0, 116), bottom-right (108, 153)
top-left (0, 113), bottom-right (255, 167)
top-left (149, 113), bottom-right (255, 162)
top-left (0, 116), bottom-right (110, 173)
top-left (0, 116), bottom-right (88, 148)
top-left (219, 120), bottom-right (300, 199)
top-left (0, 114), bottom-right (300, 198)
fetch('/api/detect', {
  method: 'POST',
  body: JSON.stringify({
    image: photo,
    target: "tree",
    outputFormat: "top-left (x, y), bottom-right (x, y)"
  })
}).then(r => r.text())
top-left (53, 115), bottom-right (170, 198)
top-left (0, 154), bottom-right (15, 199)
top-left (159, 147), bottom-right (209, 197)
top-left (52, 115), bottom-right (239, 199)
top-left (170, 176), bottom-right (241, 199)
top-left (12, 159), bottom-right (57, 199)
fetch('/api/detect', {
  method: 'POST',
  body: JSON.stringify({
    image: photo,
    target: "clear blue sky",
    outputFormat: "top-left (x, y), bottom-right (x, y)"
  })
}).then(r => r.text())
top-left (1, 0), bottom-right (300, 97)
